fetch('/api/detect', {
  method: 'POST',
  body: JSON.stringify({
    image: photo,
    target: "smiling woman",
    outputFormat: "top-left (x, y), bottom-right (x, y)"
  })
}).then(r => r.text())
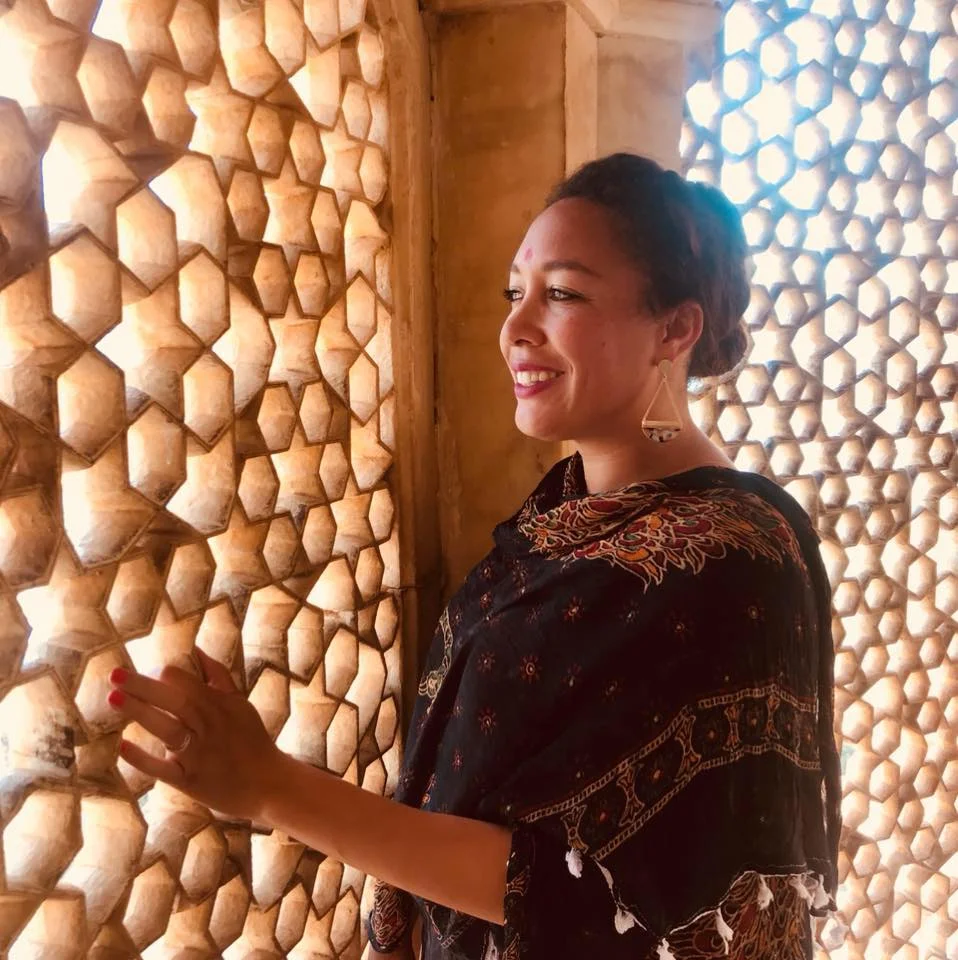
top-left (498, 155), bottom-right (751, 490)
top-left (358, 155), bottom-right (841, 959)
top-left (109, 154), bottom-right (841, 960)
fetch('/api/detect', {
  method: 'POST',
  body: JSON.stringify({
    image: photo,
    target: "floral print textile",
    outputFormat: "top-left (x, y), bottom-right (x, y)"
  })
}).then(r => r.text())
top-left (366, 455), bottom-right (841, 959)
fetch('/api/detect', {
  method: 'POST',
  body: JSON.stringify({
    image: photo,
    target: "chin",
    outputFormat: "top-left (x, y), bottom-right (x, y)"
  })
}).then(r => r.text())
top-left (514, 410), bottom-right (573, 443)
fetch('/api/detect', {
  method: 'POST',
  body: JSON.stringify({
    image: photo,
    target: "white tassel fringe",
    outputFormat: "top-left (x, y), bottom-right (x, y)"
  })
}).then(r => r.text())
top-left (594, 860), bottom-right (644, 935)
top-left (756, 874), bottom-right (774, 910)
top-left (790, 874), bottom-right (814, 907)
top-left (715, 908), bottom-right (734, 955)
top-left (656, 939), bottom-right (677, 960)
top-left (596, 861), bottom-right (616, 893)
top-left (582, 871), bottom-right (833, 957)
top-left (566, 859), bottom-right (833, 949)
top-left (811, 874), bottom-right (830, 911)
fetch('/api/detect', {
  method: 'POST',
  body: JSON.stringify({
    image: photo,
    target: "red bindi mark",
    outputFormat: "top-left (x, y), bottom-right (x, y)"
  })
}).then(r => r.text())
top-left (522, 247), bottom-right (533, 262)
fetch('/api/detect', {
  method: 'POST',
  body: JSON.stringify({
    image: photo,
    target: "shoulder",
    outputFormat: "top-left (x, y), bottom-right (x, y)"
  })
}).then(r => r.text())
top-left (514, 467), bottom-right (818, 596)
top-left (618, 483), bottom-right (809, 578)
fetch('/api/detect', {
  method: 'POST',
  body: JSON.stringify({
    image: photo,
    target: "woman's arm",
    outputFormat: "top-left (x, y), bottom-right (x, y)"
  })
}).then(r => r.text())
top-left (259, 750), bottom-right (512, 925)
top-left (107, 653), bottom-right (512, 926)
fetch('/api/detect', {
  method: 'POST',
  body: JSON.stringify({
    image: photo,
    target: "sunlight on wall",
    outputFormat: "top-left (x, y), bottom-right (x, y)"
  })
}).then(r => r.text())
top-left (0, 0), bottom-right (401, 956)
top-left (683, 2), bottom-right (957, 957)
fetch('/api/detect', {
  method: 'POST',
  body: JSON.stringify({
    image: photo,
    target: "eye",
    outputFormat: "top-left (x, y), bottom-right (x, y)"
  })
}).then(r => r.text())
top-left (503, 287), bottom-right (523, 303)
top-left (548, 287), bottom-right (580, 302)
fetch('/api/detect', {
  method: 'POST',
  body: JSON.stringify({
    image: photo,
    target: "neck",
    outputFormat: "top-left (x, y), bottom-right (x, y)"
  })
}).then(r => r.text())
top-left (574, 427), bottom-right (734, 494)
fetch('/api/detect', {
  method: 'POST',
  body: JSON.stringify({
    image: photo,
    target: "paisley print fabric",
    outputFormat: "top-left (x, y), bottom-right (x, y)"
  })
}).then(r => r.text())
top-left (366, 454), bottom-right (841, 959)
top-left (517, 486), bottom-right (806, 588)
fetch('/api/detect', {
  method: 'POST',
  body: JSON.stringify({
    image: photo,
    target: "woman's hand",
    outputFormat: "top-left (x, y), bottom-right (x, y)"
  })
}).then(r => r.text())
top-left (107, 649), bottom-right (282, 821)
top-left (109, 651), bottom-right (511, 926)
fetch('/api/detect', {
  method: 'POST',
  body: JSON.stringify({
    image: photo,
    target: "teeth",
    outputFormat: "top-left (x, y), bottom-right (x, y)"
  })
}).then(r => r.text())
top-left (515, 370), bottom-right (559, 385)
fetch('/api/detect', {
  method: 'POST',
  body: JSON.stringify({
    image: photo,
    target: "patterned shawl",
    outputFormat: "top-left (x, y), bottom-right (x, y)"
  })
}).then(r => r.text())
top-left (367, 455), bottom-right (841, 959)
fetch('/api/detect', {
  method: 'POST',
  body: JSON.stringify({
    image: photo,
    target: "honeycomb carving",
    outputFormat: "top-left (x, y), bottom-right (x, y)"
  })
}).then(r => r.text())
top-left (0, 0), bottom-right (398, 955)
top-left (683, 3), bottom-right (958, 956)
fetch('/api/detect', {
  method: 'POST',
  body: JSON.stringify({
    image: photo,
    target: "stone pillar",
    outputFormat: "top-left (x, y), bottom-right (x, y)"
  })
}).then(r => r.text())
top-left (566, 4), bottom-right (600, 174)
top-left (429, 2), bottom-right (569, 595)
top-left (590, 0), bottom-right (720, 169)
top-left (377, 0), bottom-right (443, 720)
top-left (427, 0), bottom-right (721, 599)
top-left (595, 34), bottom-right (689, 170)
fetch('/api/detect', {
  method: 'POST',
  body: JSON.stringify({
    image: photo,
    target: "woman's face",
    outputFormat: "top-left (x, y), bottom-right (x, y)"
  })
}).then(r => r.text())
top-left (499, 197), bottom-right (664, 443)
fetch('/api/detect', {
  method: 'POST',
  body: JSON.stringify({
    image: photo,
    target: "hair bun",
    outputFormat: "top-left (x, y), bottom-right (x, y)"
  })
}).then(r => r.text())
top-left (712, 324), bottom-right (749, 377)
top-left (549, 154), bottom-right (751, 379)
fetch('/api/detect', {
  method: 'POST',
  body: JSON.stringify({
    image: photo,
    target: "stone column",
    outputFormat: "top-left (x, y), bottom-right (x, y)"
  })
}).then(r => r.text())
top-left (428, 1), bottom-right (569, 596)
top-left (587, 0), bottom-right (720, 170)
top-left (378, 0), bottom-right (444, 720)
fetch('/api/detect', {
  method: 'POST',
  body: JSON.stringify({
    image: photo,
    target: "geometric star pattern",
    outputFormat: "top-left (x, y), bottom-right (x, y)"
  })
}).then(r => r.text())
top-left (682, 4), bottom-right (958, 957)
top-left (0, 0), bottom-right (400, 955)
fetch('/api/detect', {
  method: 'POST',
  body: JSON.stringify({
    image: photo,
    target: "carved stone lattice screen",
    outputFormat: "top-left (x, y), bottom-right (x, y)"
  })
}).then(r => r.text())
top-left (0, 0), bottom-right (403, 956)
top-left (682, 2), bottom-right (957, 957)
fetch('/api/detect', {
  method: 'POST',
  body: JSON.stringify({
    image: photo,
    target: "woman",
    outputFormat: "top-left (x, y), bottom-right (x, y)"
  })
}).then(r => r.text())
top-left (108, 154), bottom-right (841, 959)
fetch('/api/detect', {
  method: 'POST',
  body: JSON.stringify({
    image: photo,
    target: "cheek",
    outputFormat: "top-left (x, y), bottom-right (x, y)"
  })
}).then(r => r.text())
top-left (561, 323), bottom-right (651, 400)
top-left (562, 327), bottom-right (626, 377)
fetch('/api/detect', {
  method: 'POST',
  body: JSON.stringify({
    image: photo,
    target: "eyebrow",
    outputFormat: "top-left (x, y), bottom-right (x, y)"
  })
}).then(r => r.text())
top-left (509, 258), bottom-right (602, 277)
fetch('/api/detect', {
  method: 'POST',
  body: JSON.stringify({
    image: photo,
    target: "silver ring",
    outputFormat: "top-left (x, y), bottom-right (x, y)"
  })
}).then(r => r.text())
top-left (168, 729), bottom-right (193, 754)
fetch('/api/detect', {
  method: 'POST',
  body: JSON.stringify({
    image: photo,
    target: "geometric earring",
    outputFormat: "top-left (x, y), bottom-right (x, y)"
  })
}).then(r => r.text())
top-left (641, 358), bottom-right (684, 443)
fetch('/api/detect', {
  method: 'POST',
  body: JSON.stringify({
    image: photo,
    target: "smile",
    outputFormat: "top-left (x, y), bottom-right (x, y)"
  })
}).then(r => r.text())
top-left (513, 371), bottom-right (563, 397)
top-left (514, 370), bottom-right (560, 385)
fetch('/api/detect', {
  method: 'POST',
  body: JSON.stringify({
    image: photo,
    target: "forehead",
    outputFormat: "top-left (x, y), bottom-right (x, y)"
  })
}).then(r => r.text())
top-left (516, 197), bottom-right (627, 266)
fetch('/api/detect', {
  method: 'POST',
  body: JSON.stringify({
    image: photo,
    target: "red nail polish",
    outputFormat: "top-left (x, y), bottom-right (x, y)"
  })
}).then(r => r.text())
top-left (108, 689), bottom-right (126, 708)
top-left (110, 668), bottom-right (128, 685)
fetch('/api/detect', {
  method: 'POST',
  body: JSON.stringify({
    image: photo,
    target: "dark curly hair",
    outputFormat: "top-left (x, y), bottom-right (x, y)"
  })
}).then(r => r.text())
top-left (547, 154), bottom-right (751, 379)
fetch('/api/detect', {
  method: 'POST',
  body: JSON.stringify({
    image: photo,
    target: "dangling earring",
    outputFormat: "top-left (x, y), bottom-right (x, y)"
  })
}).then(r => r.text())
top-left (641, 359), bottom-right (683, 443)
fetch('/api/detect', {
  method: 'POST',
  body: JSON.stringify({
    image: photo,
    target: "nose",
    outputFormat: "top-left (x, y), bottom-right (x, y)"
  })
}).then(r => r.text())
top-left (500, 292), bottom-right (547, 352)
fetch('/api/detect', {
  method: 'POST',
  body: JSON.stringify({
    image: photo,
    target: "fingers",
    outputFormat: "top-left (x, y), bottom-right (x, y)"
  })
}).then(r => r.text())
top-left (110, 668), bottom-right (204, 733)
top-left (108, 651), bottom-right (236, 770)
top-left (158, 662), bottom-right (206, 693)
top-left (108, 688), bottom-right (191, 750)
top-left (119, 739), bottom-right (184, 785)
top-left (195, 648), bottom-right (237, 693)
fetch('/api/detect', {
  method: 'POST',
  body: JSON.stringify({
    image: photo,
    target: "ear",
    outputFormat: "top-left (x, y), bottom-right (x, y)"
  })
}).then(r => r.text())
top-left (662, 301), bottom-right (704, 357)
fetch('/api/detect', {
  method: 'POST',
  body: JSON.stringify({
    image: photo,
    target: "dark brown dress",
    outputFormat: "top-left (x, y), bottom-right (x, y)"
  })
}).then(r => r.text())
top-left (367, 455), bottom-right (841, 959)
